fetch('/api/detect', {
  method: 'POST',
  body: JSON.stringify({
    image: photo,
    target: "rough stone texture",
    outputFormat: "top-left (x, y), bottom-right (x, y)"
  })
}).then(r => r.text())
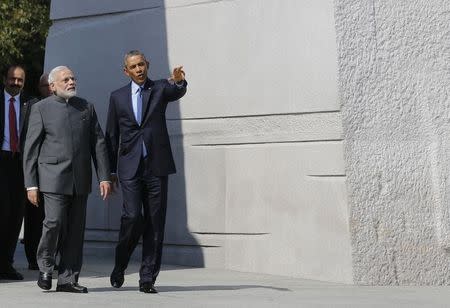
top-left (335, 0), bottom-right (450, 284)
top-left (45, 0), bottom-right (353, 283)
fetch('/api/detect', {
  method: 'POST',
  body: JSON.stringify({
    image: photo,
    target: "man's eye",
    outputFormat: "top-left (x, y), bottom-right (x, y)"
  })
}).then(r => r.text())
top-left (62, 77), bottom-right (76, 83)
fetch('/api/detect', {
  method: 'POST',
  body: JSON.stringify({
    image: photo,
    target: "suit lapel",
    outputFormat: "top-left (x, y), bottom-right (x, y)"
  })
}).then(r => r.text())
top-left (124, 83), bottom-right (139, 126)
top-left (19, 95), bottom-right (29, 137)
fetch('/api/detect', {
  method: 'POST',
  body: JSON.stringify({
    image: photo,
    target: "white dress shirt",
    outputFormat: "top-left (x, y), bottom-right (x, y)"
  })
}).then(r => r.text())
top-left (2, 90), bottom-right (20, 151)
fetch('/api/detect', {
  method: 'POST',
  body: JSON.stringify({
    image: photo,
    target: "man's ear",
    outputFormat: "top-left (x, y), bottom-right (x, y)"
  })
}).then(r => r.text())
top-left (146, 61), bottom-right (149, 68)
top-left (123, 67), bottom-right (130, 77)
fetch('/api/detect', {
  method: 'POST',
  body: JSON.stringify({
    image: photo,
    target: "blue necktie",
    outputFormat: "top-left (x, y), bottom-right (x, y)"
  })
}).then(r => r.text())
top-left (136, 87), bottom-right (143, 125)
top-left (137, 87), bottom-right (148, 157)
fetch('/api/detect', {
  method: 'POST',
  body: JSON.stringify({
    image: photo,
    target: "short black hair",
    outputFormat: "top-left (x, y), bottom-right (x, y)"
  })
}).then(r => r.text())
top-left (3, 64), bottom-right (26, 78)
top-left (123, 50), bottom-right (147, 67)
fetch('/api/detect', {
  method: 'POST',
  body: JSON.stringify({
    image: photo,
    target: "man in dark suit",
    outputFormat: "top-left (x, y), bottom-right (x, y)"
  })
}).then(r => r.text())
top-left (23, 73), bottom-right (51, 271)
top-left (0, 64), bottom-right (33, 280)
top-left (106, 50), bottom-right (187, 293)
top-left (23, 66), bottom-right (112, 293)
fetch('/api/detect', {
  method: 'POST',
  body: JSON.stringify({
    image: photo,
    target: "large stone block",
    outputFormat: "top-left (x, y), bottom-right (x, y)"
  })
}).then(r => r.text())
top-left (335, 0), bottom-right (450, 284)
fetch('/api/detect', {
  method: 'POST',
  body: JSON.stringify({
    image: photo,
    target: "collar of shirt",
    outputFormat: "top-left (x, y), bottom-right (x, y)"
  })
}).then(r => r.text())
top-left (4, 90), bottom-right (21, 103)
top-left (131, 81), bottom-right (144, 95)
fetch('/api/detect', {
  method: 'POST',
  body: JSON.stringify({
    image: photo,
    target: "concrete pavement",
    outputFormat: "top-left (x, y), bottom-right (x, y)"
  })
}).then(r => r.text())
top-left (1, 245), bottom-right (450, 307)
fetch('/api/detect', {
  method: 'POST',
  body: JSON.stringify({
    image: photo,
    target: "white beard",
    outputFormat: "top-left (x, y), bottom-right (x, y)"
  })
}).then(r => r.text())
top-left (58, 89), bottom-right (77, 99)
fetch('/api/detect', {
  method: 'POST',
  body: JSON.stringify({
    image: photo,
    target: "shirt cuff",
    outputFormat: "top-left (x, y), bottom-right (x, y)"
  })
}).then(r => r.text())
top-left (100, 181), bottom-right (112, 184)
top-left (27, 187), bottom-right (38, 191)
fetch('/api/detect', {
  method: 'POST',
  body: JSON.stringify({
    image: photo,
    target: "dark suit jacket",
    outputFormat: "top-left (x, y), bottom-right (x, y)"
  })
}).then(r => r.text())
top-left (105, 78), bottom-right (187, 179)
top-left (23, 95), bottom-right (111, 195)
top-left (0, 89), bottom-right (35, 154)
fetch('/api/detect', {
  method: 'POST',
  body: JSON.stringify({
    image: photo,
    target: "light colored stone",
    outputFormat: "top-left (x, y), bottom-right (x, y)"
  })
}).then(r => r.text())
top-left (56, 0), bottom-right (450, 285)
top-left (335, 0), bottom-right (450, 285)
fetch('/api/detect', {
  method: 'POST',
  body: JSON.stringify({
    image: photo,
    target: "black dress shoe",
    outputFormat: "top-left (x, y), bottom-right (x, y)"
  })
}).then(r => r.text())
top-left (0, 269), bottom-right (23, 280)
top-left (0, 267), bottom-right (24, 280)
top-left (56, 282), bottom-right (88, 293)
top-left (37, 272), bottom-right (52, 290)
top-left (139, 282), bottom-right (158, 294)
top-left (110, 270), bottom-right (124, 288)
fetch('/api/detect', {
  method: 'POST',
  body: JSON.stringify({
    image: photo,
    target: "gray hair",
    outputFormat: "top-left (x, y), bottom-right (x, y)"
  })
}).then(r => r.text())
top-left (48, 66), bottom-right (71, 83)
top-left (123, 50), bottom-right (147, 67)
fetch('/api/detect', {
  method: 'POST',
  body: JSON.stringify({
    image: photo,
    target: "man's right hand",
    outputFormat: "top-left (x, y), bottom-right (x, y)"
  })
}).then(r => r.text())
top-left (27, 189), bottom-right (40, 207)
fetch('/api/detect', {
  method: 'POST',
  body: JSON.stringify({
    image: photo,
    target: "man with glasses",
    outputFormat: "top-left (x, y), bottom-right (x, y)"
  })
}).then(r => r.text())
top-left (23, 66), bottom-right (112, 293)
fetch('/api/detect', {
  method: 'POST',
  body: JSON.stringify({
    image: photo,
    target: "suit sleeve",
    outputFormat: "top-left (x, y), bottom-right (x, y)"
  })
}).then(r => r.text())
top-left (90, 104), bottom-right (111, 182)
top-left (163, 79), bottom-right (188, 102)
top-left (23, 103), bottom-right (44, 189)
top-left (104, 94), bottom-right (119, 174)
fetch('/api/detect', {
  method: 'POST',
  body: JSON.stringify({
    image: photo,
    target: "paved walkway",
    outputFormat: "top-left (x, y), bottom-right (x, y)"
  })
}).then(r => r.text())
top-left (1, 245), bottom-right (450, 307)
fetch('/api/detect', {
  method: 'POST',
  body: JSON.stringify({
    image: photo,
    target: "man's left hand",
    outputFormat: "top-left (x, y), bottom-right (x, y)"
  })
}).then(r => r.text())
top-left (99, 181), bottom-right (112, 200)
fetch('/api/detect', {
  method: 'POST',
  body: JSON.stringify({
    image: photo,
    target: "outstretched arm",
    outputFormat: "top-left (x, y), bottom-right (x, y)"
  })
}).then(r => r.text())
top-left (165, 66), bottom-right (187, 102)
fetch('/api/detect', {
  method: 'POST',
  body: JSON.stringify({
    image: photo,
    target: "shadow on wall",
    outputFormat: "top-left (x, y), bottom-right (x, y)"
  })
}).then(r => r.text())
top-left (160, 5), bottom-right (204, 268)
top-left (44, 1), bottom-right (204, 269)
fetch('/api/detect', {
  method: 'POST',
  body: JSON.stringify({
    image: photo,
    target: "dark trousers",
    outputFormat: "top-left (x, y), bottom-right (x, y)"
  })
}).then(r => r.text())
top-left (114, 158), bottom-right (168, 284)
top-left (37, 193), bottom-right (87, 285)
top-left (0, 151), bottom-right (25, 271)
top-left (24, 198), bottom-right (45, 267)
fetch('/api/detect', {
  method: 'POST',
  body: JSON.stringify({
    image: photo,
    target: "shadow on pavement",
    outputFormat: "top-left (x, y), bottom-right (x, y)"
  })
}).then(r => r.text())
top-left (0, 268), bottom-right (39, 283)
top-left (88, 285), bottom-right (291, 293)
